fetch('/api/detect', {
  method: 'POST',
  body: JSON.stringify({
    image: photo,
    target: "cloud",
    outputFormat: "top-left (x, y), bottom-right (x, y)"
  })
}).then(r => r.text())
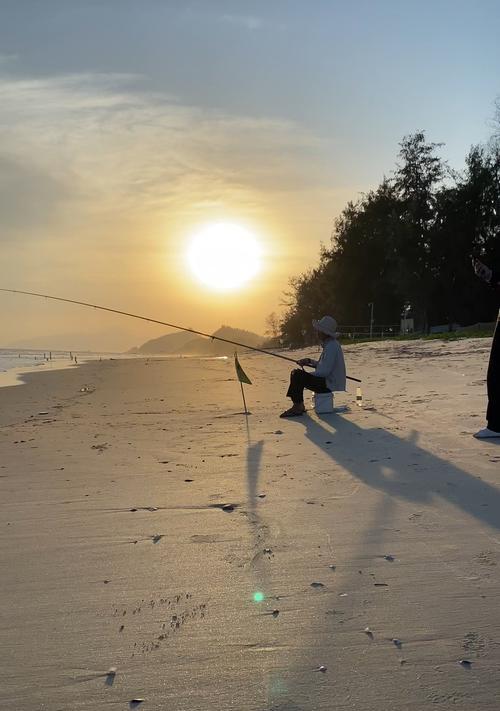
top-left (0, 53), bottom-right (18, 65)
top-left (0, 70), bottom-right (328, 236)
top-left (181, 7), bottom-right (277, 32)
top-left (220, 14), bottom-right (263, 31)
top-left (0, 154), bottom-right (69, 237)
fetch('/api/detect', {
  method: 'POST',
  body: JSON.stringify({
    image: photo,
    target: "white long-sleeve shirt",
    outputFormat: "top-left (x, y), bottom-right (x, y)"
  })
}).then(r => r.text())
top-left (310, 338), bottom-right (346, 391)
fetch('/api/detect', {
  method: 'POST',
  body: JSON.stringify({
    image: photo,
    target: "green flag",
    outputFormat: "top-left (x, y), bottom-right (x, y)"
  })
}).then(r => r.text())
top-left (234, 353), bottom-right (252, 385)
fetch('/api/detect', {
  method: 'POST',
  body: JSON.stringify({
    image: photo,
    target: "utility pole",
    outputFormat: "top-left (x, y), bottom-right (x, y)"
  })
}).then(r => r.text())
top-left (368, 302), bottom-right (374, 339)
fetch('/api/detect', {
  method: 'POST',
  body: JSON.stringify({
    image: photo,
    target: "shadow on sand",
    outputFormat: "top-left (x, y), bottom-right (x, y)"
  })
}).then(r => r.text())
top-left (251, 410), bottom-right (500, 710)
top-left (297, 411), bottom-right (500, 532)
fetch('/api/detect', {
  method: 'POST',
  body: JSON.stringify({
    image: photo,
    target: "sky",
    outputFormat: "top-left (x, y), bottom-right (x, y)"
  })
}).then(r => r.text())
top-left (0, 0), bottom-right (499, 350)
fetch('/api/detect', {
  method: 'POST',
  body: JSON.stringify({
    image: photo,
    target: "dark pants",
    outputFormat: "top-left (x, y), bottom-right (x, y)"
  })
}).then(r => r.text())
top-left (487, 310), bottom-right (500, 432)
top-left (286, 368), bottom-right (330, 404)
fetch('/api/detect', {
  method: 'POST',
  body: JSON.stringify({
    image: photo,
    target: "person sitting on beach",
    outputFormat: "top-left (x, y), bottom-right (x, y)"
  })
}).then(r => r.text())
top-left (472, 258), bottom-right (500, 439)
top-left (280, 315), bottom-right (346, 418)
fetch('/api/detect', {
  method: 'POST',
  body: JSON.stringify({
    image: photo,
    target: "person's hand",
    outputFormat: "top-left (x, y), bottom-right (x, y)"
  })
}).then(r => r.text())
top-left (473, 257), bottom-right (493, 283)
top-left (297, 357), bottom-right (312, 366)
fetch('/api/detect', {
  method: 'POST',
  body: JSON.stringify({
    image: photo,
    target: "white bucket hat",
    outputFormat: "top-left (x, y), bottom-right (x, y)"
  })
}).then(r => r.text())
top-left (312, 315), bottom-right (337, 338)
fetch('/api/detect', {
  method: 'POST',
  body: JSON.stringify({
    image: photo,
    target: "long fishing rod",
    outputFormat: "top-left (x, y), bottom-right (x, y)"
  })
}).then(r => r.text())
top-left (0, 287), bottom-right (361, 382)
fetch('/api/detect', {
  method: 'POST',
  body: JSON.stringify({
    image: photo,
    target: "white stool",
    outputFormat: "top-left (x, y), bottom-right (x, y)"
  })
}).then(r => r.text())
top-left (312, 392), bottom-right (334, 414)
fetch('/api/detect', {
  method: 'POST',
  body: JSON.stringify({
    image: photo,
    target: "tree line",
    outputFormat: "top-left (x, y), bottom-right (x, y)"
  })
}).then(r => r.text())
top-left (278, 119), bottom-right (500, 347)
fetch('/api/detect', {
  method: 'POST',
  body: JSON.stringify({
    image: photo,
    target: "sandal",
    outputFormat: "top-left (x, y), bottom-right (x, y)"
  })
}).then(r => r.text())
top-left (280, 406), bottom-right (305, 418)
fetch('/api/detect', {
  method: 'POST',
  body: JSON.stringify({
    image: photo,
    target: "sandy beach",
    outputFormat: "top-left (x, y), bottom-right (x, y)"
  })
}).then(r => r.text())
top-left (1, 339), bottom-right (500, 710)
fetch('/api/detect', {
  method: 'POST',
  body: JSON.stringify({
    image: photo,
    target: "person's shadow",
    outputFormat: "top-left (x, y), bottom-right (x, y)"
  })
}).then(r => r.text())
top-left (292, 411), bottom-right (500, 532)
top-left (255, 410), bottom-right (500, 711)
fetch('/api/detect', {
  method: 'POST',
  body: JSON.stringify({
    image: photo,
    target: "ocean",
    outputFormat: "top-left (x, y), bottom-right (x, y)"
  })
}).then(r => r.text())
top-left (1, 349), bottom-right (72, 372)
top-left (0, 348), bottom-right (118, 386)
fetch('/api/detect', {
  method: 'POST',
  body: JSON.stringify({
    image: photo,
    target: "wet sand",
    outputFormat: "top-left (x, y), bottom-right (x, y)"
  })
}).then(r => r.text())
top-left (1, 339), bottom-right (500, 710)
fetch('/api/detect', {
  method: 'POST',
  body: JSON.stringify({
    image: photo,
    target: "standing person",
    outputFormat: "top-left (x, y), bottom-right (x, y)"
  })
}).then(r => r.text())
top-left (280, 315), bottom-right (346, 418)
top-left (473, 258), bottom-right (500, 439)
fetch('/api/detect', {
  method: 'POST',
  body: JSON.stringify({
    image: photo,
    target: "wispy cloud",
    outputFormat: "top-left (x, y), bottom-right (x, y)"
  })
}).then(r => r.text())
top-left (0, 71), bottom-right (327, 240)
top-left (0, 53), bottom-right (18, 65)
top-left (220, 14), bottom-right (263, 31)
top-left (0, 154), bottom-right (68, 231)
top-left (181, 8), bottom-right (284, 32)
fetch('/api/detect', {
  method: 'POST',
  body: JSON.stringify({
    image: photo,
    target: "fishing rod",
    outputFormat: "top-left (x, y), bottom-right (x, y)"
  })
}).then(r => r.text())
top-left (0, 288), bottom-right (361, 382)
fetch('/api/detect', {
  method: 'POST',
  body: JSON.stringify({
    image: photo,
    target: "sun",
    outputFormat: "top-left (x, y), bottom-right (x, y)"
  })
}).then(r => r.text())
top-left (186, 222), bottom-right (262, 291)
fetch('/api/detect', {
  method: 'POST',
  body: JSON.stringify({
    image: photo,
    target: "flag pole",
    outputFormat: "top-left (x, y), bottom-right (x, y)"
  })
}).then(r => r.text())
top-left (234, 350), bottom-right (252, 415)
top-left (239, 380), bottom-right (249, 416)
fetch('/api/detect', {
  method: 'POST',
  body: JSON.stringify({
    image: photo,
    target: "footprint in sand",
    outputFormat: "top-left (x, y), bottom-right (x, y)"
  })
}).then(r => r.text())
top-left (462, 631), bottom-right (487, 657)
top-left (474, 551), bottom-right (497, 567)
top-left (91, 442), bottom-right (109, 453)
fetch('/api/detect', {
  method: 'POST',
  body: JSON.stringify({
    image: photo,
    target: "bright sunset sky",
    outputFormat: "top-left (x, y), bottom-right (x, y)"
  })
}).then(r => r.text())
top-left (1, 0), bottom-right (499, 350)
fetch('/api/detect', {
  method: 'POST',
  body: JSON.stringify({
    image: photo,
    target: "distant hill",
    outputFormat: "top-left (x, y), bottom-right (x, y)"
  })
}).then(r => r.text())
top-left (128, 330), bottom-right (197, 355)
top-left (130, 326), bottom-right (264, 356)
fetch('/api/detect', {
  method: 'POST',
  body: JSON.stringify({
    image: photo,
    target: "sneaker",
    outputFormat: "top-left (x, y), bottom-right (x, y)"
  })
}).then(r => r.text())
top-left (473, 427), bottom-right (500, 439)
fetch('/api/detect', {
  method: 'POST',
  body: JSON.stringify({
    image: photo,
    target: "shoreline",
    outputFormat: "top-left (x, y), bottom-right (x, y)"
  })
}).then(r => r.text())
top-left (0, 352), bottom-right (235, 390)
top-left (0, 358), bottom-right (80, 388)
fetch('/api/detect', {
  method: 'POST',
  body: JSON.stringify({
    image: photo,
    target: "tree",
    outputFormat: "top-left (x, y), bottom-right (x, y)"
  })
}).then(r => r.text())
top-left (264, 312), bottom-right (280, 339)
top-left (491, 96), bottom-right (500, 148)
top-left (392, 132), bottom-right (445, 331)
top-left (329, 180), bottom-right (403, 326)
top-left (278, 125), bottom-right (500, 347)
top-left (427, 145), bottom-right (500, 327)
